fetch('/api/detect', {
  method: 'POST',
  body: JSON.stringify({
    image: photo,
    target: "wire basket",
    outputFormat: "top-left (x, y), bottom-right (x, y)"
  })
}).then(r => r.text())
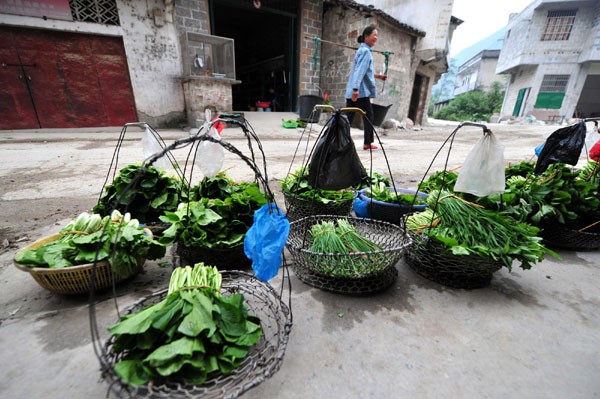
top-left (291, 260), bottom-right (398, 295)
top-left (176, 242), bottom-right (251, 270)
top-left (286, 215), bottom-right (410, 280)
top-left (13, 234), bottom-right (142, 295)
top-left (101, 270), bottom-right (292, 399)
top-left (405, 230), bottom-right (503, 289)
top-left (283, 191), bottom-right (354, 222)
top-left (539, 222), bottom-right (600, 251)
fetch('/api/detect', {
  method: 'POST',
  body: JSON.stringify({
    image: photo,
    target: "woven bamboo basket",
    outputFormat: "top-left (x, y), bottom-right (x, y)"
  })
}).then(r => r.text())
top-left (13, 234), bottom-right (144, 295)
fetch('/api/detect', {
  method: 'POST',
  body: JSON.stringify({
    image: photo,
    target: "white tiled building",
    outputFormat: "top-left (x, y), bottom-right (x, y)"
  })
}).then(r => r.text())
top-left (497, 0), bottom-right (600, 122)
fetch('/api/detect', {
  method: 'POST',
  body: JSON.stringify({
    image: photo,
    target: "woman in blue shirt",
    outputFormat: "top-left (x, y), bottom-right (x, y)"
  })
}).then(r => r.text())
top-left (345, 25), bottom-right (387, 150)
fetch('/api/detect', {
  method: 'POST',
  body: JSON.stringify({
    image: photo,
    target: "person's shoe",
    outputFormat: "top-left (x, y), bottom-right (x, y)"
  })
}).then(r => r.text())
top-left (363, 144), bottom-right (378, 150)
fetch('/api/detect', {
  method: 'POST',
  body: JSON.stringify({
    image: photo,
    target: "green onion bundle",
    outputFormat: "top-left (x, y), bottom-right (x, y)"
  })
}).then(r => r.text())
top-left (335, 219), bottom-right (382, 253)
top-left (310, 220), bottom-right (382, 254)
top-left (310, 221), bottom-right (347, 253)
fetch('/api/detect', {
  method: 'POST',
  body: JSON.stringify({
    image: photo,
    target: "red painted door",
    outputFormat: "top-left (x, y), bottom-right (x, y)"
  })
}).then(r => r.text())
top-left (0, 27), bottom-right (137, 129)
top-left (0, 28), bottom-right (39, 129)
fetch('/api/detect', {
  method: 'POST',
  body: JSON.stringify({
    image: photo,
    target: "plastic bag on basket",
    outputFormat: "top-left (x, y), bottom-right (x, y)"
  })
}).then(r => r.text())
top-left (142, 127), bottom-right (169, 170)
top-left (454, 131), bottom-right (505, 197)
top-left (308, 112), bottom-right (367, 190)
top-left (244, 203), bottom-right (290, 282)
top-left (195, 126), bottom-right (224, 178)
top-left (534, 121), bottom-right (586, 174)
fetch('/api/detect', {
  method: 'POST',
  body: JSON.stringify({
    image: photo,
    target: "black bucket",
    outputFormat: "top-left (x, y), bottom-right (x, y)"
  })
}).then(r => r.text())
top-left (372, 103), bottom-right (393, 127)
top-left (299, 95), bottom-right (324, 122)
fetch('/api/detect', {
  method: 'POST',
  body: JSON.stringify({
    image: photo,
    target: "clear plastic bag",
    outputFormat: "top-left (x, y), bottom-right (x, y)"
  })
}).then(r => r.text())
top-left (141, 127), bottom-right (169, 170)
top-left (454, 132), bottom-right (505, 197)
top-left (194, 109), bottom-right (225, 178)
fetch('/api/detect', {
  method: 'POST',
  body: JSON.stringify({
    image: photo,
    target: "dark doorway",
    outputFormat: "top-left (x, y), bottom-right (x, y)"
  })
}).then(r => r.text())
top-left (210, 0), bottom-right (298, 111)
top-left (408, 73), bottom-right (429, 125)
top-left (574, 74), bottom-right (600, 118)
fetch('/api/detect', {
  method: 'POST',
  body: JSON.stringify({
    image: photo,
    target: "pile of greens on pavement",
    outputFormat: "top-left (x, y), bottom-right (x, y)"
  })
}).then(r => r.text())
top-left (94, 164), bottom-right (186, 223)
top-left (14, 211), bottom-right (165, 277)
top-left (406, 191), bottom-right (558, 270)
top-left (281, 167), bottom-right (354, 204)
top-left (362, 182), bottom-right (426, 205)
top-left (159, 179), bottom-right (267, 249)
top-left (108, 263), bottom-right (262, 386)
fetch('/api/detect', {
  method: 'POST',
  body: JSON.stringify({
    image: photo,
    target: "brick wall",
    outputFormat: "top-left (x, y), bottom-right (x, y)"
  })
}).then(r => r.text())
top-left (183, 78), bottom-right (233, 127)
top-left (299, 0), bottom-right (323, 97)
top-left (173, 0), bottom-right (210, 34)
top-left (320, 4), bottom-right (417, 121)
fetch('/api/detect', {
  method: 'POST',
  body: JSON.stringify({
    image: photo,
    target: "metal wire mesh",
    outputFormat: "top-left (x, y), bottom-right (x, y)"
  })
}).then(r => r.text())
top-left (101, 271), bottom-right (292, 399)
top-left (291, 260), bottom-right (398, 295)
top-left (539, 222), bottom-right (600, 251)
top-left (176, 243), bottom-right (252, 270)
top-left (283, 192), bottom-right (354, 222)
top-left (286, 215), bottom-right (410, 280)
top-left (405, 230), bottom-right (503, 289)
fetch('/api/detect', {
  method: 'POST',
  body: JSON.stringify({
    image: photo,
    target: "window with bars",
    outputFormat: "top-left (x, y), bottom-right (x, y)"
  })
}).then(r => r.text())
top-left (69, 0), bottom-right (120, 25)
top-left (541, 9), bottom-right (577, 41)
top-left (540, 74), bottom-right (570, 92)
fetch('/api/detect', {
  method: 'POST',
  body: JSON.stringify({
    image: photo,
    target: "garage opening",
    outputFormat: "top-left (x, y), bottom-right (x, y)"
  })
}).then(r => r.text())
top-left (209, 0), bottom-right (299, 112)
top-left (574, 73), bottom-right (600, 118)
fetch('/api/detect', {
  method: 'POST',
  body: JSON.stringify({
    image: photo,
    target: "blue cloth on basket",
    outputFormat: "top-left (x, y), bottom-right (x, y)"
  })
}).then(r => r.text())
top-left (244, 203), bottom-right (290, 281)
top-left (353, 195), bottom-right (370, 218)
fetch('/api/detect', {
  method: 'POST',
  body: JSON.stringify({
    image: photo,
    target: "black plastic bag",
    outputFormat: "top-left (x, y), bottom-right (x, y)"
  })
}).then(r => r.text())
top-left (534, 121), bottom-right (587, 174)
top-left (308, 112), bottom-right (367, 190)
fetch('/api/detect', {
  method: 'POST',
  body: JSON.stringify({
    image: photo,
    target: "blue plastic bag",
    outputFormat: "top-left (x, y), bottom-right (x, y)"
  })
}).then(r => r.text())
top-left (352, 195), bottom-right (370, 218)
top-left (244, 203), bottom-right (290, 281)
top-left (535, 143), bottom-right (545, 157)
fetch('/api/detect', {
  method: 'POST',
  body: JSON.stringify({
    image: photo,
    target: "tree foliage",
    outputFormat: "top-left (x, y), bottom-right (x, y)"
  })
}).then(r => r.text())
top-left (434, 81), bottom-right (505, 122)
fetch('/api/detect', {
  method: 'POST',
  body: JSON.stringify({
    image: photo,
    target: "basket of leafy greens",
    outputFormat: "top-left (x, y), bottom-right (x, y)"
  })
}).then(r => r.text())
top-left (101, 263), bottom-right (292, 398)
top-left (404, 191), bottom-right (559, 289)
top-left (286, 215), bottom-right (410, 284)
top-left (160, 179), bottom-right (267, 270)
top-left (13, 211), bottom-right (165, 294)
top-left (281, 167), bottom-right (355, 222)
top-left (357, 183), bottom-right (428, 225)
top-left (94, 164), bottom-right (186, 228)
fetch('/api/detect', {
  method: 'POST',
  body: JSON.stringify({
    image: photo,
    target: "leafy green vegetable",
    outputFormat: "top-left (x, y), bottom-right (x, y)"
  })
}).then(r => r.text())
top-left (578, 160), bottom-right (600, 186)
top-left (363, 183), bottom-right (426, 205)
top-left (14, 211), bottom-right (165, 277)
top-left (281, 167), bottom-right (354, 204)
top-left (406, 191), bottom-right (558, 270)
top-left (309, 219), bottom-right (382, 254)
top-left (109, 264), bottom-right (261, 386)
top-left (94, 164), bottom-right (186, 223)
top-left (418, 170), bottom-right (458, 194)
top-left (355, 171), bottom-right (391, 190)
top-left (160, 181), bottom-right (266, 249)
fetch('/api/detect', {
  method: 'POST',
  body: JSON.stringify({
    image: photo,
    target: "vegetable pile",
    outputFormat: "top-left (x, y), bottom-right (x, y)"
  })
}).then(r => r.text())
top-left (310, 219), bottom-right (382, 254)
top-left (406, 191), bottom-right (558, 270)
top-left (281, 167), bottom-right (354, 204)
top-left (109, 264), bottom-right (262, 386)
top-left (159, 180), bottom-right (267, 249)
top-left (14, 211), bottom-right (165, 277)
top-left (94, 164), bottom-right (186, 223)
top-left (363, 183), bottom-right (426, 205)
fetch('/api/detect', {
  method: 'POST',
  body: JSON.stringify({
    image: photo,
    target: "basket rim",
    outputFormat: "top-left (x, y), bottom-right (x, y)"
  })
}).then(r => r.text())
top-left (287, 214), bottom-right (411, 256)
top-left (13, 233), bottom-right (111, 274)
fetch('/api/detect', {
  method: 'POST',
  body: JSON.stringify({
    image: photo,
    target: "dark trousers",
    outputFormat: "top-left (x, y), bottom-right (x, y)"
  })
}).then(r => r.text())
top-left (345, 97), bottom-right (374, 145)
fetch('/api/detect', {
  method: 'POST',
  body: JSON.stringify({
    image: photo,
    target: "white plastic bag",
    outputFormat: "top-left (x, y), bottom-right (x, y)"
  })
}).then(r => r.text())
top-left (195, 126), bottom-right (224, 178)
top-left (454, 132), bottom-right (505, 197)
top-left (141, 127), bottom-right (169, 170)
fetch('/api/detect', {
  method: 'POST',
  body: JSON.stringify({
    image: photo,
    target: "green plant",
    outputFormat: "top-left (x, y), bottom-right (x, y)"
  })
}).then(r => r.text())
top-left (15, 211), bottom-right (165, 277)
top-left (108, 264), bottom-right (261, 386)
top-left (94, 164), bottom-right (186, 223)
top-left (280, 167), bottom-right (354, 204)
